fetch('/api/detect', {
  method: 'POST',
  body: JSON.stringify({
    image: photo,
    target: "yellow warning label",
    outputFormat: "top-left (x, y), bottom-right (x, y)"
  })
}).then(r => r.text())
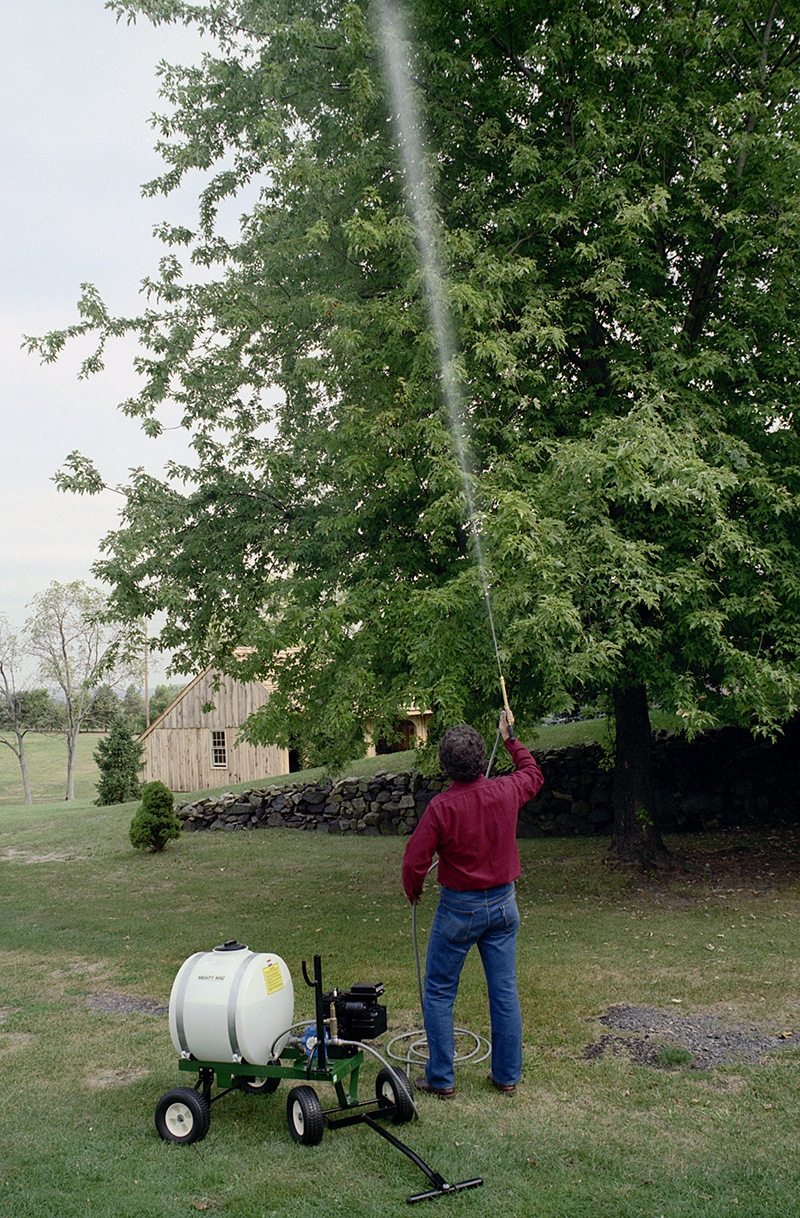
top-left (263, 963), bottom-right (284, 995)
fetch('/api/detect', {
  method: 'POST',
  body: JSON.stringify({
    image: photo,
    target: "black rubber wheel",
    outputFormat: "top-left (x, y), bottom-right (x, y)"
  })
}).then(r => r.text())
top-left (286, 1085), bottom-right (324, 1146)
top-left (236, 1073), bottom-right (281, 1095)
top-left (154, 1086), bottom-right (211, 1144)
top-left (375, 1067), bottom-right (415, 1125)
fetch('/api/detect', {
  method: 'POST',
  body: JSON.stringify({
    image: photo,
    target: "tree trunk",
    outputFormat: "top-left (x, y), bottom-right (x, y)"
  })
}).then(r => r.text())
top-left (65, 727), bottom-right (78, 801)
top-left (17, 730), bottom-right (32, 805)
top-left (0, 733), bottom-right (33, 804)
top-left (608, 683), bottom-right (671, 868)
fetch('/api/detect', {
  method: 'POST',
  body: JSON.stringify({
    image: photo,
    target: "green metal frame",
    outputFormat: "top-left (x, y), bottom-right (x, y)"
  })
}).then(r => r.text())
top-left (178, 1043), bottom-right (365, 1111)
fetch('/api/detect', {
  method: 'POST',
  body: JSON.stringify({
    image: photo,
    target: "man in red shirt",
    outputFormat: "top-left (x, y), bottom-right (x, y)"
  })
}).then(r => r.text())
top-left (402, 711), bottom-right (544, 1098)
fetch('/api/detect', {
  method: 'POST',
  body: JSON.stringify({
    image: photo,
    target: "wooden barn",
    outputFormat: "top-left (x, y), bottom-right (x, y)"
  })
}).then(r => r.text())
top-left (140, 663), bottom-right (432, 793)
top-left (140, 667), bottom-right (292, 793)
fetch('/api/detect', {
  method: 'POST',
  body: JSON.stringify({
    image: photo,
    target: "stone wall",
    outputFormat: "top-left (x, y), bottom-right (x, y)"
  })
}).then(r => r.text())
top-left (178, 770), bottom-right (446, 837)
top-left (177, 723), bottom-right (800, 839)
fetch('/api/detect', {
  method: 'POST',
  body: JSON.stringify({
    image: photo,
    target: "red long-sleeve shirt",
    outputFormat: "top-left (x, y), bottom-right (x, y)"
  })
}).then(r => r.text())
top-left (402, 738), bottom-right (544, 903)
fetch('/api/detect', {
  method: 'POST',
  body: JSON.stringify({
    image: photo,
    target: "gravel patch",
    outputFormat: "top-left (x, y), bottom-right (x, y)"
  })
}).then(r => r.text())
top-left (585, 1003), bottom-right (800, 1070)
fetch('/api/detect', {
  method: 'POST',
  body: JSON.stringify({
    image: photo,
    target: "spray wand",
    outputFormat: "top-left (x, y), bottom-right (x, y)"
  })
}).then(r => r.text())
top-left (481, 582), bottom-right (515, 756)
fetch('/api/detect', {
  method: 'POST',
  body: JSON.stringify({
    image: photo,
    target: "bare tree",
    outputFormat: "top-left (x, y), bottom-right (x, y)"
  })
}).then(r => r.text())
top-left (0, 616), bottom-right (36, 804)
top-left (24, 581), bottom-right (142, 800)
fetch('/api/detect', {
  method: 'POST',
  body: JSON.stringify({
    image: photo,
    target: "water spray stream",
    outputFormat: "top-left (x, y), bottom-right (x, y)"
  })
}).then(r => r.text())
top-left (377, 0), bottom-right (511, 716)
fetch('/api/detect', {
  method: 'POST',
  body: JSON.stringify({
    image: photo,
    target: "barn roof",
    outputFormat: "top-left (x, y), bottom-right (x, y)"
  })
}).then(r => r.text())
top-left (139, 663), bottom-right (274, 741)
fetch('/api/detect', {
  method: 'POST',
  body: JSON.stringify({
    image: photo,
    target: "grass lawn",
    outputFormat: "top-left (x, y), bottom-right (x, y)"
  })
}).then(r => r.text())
top-left (0, 732), bottom-right (105, 805)
top-left (1, 791), bottom-right (799, 1217)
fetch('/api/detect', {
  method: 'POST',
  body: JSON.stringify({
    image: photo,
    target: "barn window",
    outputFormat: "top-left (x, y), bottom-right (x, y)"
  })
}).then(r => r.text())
top-left (211, 730), bottom-right (227, 768)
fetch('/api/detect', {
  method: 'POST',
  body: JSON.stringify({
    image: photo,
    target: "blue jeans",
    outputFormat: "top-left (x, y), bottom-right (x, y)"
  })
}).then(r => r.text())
top-left (423, 883), bottom-right (522, 1090)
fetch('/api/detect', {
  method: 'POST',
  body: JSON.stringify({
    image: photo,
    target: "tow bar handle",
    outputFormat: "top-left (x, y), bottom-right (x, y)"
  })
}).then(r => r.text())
top-left (362, 1115), bottom-right (484, 1204)
top-left (407, 1180), bottom-right (485, 1205)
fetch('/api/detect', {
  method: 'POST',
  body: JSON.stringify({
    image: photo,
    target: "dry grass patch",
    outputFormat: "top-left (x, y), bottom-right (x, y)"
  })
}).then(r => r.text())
top-left (0, 847), bottom-right (87, 863)
top-left (0, 1030), bottom-right (34, 1056)
top-left (86, 1066), bottom-right (151, 1090)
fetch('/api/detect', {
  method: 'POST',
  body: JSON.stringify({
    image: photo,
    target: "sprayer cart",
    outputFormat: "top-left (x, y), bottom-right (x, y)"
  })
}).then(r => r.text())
top-left (155, 945), bottom-right (483, 1204)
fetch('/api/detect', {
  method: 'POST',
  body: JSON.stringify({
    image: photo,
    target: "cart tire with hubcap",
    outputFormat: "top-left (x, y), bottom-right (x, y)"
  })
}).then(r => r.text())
top-left (286, 1085), bottom-right (324, 1146)
top-left (155, 1086), bottom-right (211, 1144)
top-left (375, 1067), bottom-right (415, 1125)
top-left (236, 1073), bottom-right (281, 1095)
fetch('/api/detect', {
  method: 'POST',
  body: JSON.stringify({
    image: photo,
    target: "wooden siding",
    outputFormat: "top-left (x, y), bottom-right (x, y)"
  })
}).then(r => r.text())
top-left (142, 669), bottom-right (289, 792)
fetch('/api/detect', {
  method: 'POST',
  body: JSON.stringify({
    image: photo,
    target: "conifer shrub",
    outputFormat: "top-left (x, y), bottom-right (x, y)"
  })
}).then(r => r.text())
top-left (94, 713), bottom-right (143, 805)
top-left (129, 780), bottom-right (181, 852)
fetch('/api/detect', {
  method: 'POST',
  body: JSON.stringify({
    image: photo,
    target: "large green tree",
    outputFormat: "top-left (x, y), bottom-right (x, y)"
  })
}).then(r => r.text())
top-left (148, 683), bottom-right (186, 725)
top-left (31, 1), bottom-right (800, 860)
top-left (85, 683), bottom-right (122, 731)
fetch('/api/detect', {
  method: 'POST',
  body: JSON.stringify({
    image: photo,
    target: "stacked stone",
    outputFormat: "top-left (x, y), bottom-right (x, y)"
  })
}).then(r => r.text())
top-left (176, 725), bottom-right (800, 839)
top-left (517, 744), bottom-right (613, 837)
top-left (177, 771), bottom-right (450, 836)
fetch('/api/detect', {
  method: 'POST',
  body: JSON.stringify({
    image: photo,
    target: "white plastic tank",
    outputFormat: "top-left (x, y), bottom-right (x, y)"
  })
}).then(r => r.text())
top-left (169, 941), bottom-right (294, 1065)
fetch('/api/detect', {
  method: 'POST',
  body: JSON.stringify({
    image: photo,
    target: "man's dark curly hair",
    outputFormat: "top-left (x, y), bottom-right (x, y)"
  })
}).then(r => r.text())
top-left (438, 724), bottom-right (487, 783)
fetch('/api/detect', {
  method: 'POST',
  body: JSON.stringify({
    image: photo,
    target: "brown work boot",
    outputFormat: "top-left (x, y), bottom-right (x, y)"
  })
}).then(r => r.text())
top-left (414, 1077), bottom-right (455, 1099)
top-left (487, 1073), bottom-right (517, 1095)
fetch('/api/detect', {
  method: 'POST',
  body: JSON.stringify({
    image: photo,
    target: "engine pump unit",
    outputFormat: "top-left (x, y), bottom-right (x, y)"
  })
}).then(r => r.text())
top-left (322, 982), bottom-right (387, 1041)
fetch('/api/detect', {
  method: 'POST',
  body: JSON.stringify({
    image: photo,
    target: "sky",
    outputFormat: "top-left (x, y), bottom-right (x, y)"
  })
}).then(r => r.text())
top-left (1, 0), bottom-right (220, 681)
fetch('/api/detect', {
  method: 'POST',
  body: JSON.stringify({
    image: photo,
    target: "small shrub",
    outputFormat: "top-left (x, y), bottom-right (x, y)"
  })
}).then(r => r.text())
top-left (129, 780), bottom-right (181, 852)
top-left (94, 714), bottom-right (143, 805)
